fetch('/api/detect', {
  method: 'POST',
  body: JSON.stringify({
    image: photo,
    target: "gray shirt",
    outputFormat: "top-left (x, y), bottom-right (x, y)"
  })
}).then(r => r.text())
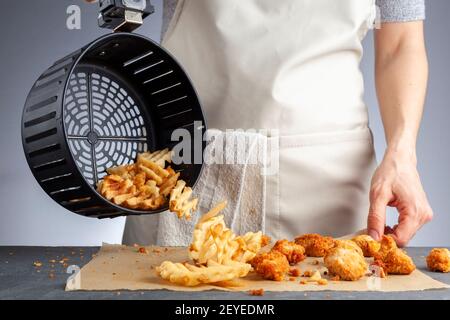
top-left (161, 0), bottom-right (426, 39)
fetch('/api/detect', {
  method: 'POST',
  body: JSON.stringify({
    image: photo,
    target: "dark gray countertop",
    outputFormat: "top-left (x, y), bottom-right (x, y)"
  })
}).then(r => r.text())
top-left (0, 246), bottom-right (449, 300)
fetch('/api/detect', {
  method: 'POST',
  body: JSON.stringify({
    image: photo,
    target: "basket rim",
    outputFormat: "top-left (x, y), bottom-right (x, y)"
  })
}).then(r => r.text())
top-left (60, 32), bottom-right (207, 216)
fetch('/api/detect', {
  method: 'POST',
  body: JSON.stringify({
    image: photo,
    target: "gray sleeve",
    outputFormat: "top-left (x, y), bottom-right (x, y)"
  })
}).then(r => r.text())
top-left (376, 0), bottom-right (426, 22)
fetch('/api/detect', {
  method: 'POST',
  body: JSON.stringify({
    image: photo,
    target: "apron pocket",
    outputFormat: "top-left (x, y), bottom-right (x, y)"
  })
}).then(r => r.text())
top-left (267, 128), bottom-right (376, 239)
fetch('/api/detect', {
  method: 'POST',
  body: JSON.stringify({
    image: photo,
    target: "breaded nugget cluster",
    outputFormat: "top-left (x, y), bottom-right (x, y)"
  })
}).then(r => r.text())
top-left (426, 248), bottom-right (450, 273)
top-left (323, 240), bottom-right (368, 281)
top-left (272, 239), bottom-right (306, 265)
top-left (294, 233), bottom-right (335, 257)
top-left (351, 235), bottom-right (381, 257)
top-left (250, 250), bottom-right (290, 281)
top-left (250, 239), bottom-right (306, 281)
top-left (374, 235), bottom-right (416, 275)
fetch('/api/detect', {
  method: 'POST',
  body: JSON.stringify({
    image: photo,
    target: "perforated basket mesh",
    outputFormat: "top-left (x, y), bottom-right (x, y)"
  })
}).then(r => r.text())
top-left (22, 33), bottom-right (206, 218)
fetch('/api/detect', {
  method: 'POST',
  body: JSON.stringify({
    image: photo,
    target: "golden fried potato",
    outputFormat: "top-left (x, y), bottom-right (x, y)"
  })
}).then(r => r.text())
top-left (272, 239), bottom-right (305, 265)
top-left (139, 148), bottom-right (172, 168)
top-left (324, 246), bottom-right (368, 281)
top-left (250, 251), bottom-right (290, 281)
top-left (98, 149), bottom-right (198, 219)
top-left (426, 248), bottom-right (450, 273)
top-left (351, 235), bottom-right (381, 257)
top-left (294, 233), bottom-right (335, 257)
top-left (169, 180), bottom-right (198, 219)
top-left (374, 235), bottom-right (415, 275)
top-left (157, 259), bottom-right (251, 287)
top-left (189, 201), bottom-right (268, 264)
top-left (232, 232), bottom-right (270, 263)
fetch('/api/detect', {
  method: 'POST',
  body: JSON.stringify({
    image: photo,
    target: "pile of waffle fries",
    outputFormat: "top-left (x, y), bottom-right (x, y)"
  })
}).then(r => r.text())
top-left (97, 148), bottom-right (198, 219)
top-left (156, 201), bottom-right (270, 286)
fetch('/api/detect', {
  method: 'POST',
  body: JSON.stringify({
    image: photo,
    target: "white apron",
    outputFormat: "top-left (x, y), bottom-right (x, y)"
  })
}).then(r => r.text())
top-left (123, 0), bottom-right (377, 244)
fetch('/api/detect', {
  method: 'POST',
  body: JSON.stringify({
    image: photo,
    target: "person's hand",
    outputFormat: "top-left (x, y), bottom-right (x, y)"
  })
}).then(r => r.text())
top-left (367, 150), bottom-right (433, 247)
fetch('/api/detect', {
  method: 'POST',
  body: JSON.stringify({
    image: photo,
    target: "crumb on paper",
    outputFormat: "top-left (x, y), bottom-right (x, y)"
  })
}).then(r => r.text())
top-left (249, 289), bottom-right (264, 296)
top-left (152, 249), bottom-right (161, 254)
top-left (317, 279), bottom-right (328, 285)
top-left (138, 247), bottom-right (149, 254)
top-left (302, 270), bottom-right (313, 277)
top-left (299, 279), bottom-right (308, 285)
top-left (312, 260), bottom-right (320, 265)
top-left (289, 268), bottom-right (301, 277)
top-left (164, 248), bottom-right (169, 252)
top-left (289, 277), bottom-right (296, 281)
top-left (330, 275), bottom-right (340, 281)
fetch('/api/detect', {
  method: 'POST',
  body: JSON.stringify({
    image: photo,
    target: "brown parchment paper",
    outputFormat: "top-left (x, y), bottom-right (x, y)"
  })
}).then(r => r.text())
top-left (66, 244), bottom-right (449, 292)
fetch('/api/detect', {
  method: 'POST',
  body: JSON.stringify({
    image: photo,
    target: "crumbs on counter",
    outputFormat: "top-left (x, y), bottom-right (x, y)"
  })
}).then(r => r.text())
top-left (249, 289), bottom-right (264, 296)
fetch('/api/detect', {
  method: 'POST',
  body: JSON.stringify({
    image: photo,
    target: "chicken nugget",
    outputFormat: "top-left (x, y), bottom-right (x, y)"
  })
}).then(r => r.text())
top-left (383, 249), bottom-right (416, 275)
top-left (426, 248), bottom-right (450, 273)
top-left (333, 240), bottom-right (364, 256)
top-left (324, 246), bottom-right (368, 281)
top-left (294, 234), bottom-right (335, 257)
top-left (272, 239), bottom-right (306, 265)
top-left (351, 235), bottom-right (381, 257)
top-left (374, 235), bottom-right (415, 275)
top-left (250, 251), bottom-right (290, 281)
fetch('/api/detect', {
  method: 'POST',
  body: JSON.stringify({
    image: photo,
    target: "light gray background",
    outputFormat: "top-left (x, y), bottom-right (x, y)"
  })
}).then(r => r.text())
top-left (0, 0), bottom-right (448, 246)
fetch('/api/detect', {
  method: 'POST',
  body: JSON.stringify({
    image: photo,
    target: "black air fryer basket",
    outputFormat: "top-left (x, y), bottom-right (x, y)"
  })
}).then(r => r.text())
top-left (22, 33), bottom-right (206, 218)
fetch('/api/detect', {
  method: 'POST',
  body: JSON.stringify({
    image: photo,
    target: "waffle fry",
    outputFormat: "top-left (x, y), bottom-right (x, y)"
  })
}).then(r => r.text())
top-left (169, 180), bottom-right (198, 219)
top-left (157, 201), bottom-right (269, 287)
top-left (159, 168), bottom-right (180, 197)
top-left (156, 259), bottom-right (251, 287)
top-left (97, 149), bottom-right (198, 218)
top-left (139, 148), bottom-right (172, 168)
top-left (189, 201), bottom-right (268, 265)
